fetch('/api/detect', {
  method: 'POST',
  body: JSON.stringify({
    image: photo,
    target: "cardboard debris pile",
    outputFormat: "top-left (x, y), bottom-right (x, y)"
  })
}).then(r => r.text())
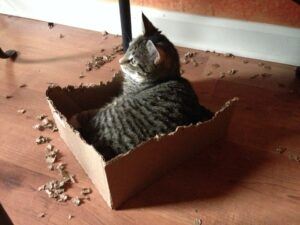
top-left (46, 73), bottom-right (238, 209)
top-left (85, 44), bottom-right (123, 71)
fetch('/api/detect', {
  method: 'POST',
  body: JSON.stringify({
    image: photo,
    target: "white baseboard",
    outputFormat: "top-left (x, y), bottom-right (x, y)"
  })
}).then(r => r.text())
top-left (1, 0), bottom-right (299, 66)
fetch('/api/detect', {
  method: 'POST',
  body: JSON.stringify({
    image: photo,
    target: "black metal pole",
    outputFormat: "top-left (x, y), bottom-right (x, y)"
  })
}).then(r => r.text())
top-left (296, 67), bottom-right (300, 78)
top-left (118, 0), bottom-right (132, 52)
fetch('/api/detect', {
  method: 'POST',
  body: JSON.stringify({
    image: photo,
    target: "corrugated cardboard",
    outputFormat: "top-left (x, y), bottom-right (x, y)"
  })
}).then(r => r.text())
top-left (46, 74), bottom-right (238, 209)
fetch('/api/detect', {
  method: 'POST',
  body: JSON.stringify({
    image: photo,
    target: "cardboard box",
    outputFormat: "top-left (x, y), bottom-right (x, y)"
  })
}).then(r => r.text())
top-left (46, 74), bottom-right (238, 209)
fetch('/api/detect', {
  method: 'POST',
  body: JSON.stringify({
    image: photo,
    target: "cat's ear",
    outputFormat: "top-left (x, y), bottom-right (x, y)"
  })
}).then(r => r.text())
top-left (146, 40), bottom-right (161, 65)
top-left (142, 13), bottom-right (160, 36)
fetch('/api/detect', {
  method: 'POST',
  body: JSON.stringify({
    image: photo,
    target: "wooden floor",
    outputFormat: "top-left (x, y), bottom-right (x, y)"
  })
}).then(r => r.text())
top-left (0, 14), bottom-right (299, 225)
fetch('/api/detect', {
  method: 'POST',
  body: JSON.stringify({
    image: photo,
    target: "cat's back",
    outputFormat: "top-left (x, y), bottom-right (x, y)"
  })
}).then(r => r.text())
top-left (134, 77), bottom-right (199, 107)
top-left (137, 77), bottom-right (212, 122)
top-left (86, 77), bottom-right (212, 160)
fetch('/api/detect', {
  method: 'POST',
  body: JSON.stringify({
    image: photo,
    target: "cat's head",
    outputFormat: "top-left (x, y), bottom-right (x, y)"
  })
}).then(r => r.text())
top-left (119, 13), bottom-right (180, 83)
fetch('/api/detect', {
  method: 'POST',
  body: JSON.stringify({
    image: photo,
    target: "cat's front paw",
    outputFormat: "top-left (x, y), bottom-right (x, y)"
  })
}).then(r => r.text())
top-left (69, 114), bottom-right (81, 130)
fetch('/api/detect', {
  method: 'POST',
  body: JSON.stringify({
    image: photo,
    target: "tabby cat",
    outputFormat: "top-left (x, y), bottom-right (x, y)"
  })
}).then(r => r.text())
top-left (71, 14), bottom-right (213, 161)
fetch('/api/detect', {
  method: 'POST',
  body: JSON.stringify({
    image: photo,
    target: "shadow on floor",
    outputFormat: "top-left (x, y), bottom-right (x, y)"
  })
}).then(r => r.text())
top-left (15, 51), bottom-right (98, 64)
top-left (121, 140), bottom-right (268, 209)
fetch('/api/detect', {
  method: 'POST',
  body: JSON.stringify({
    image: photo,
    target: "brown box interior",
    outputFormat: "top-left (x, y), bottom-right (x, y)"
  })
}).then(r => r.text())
top-left (46, 74), bottom-right (238, 209)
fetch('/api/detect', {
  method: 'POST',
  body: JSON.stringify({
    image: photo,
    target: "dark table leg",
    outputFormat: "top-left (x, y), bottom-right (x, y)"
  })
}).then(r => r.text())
top-left (0, 48), bottom-right (17, 61)
top-left (118, 0), bottom-right (132, 52)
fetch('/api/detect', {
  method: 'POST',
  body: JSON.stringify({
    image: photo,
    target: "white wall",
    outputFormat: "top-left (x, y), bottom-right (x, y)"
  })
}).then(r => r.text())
top-left (1, 0), bottom-right (300, 66)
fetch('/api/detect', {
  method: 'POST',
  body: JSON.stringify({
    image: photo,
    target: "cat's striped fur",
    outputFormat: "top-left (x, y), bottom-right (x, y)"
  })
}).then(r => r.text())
top-left (73, 14), bottom-right (213, 161)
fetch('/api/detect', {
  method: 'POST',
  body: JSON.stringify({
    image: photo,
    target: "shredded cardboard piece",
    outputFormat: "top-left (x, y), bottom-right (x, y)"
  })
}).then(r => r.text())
top-left (274, 146), bottom-right (299, 162)
top-left (34, 116), bottom-right (57, 132)
top-left (38, 179), bottom-right (70, 201)
top-left (33, 124), bottom-right (45, 131)
top-left (58, 193), bottom-right (69, 202)
top-left (37, 114), bottom-right (47, 120)
top-left (38, 147), bottom-right (79, 201)
top-left (46, 82), bottom-right (58, 88)
top-left (288, 153), bottom-right (300, 163)
top-left (250, 74), bottom-right (259, 79)
top-left (45, 155), bottom-right (56, 164)
top-left (194, 218), bottom-right (202, 225)
top-left (112, 44), bottom-right (123, 54)
top-left (181, 51), bottom-right (197, 64)
top-left (72, 197), bottom-right (81, 206)
top-left (85, 44), bottom-right (123, 72)
top-left (219, 72), bottom-right (226, 79)
top-left (275, 146), bottom-right (287, 154)
top-left (264, 65), bottom-right (271, 70)
top-left (211, 63), bottom-right (220, 69)
top-left (102, 31), bottom-right (108, 40)
top-left (57, 165), bottom-right (77, 184)
top-left (41, 118), bottom-right (55, 128)
top-left (69, 175), bottom-right (76, 184)
top-left (81, 188), bottom-right (92, 195)
top-left (38, 139), bottom-right (83, 205)
top-left (181, 59), bottom-right (188, 64)
top-left (19, 84), bottom-right (27, 88)
top-left (5, 95), bottom-right (13, 99)
top-left (79, 72), bottom-right (85, 79)
top-left (68, 214), bottom-right (74, 220)
top-left (184, 51), bottom-right (197, 58)
top-left (224, 53), bottom-right (234, 57)
top-left (206, 71), bottom-right (212, 76)
top-left (37, 212), bottom-right (46, 218)
top-left (261, 73), bottom-right (272, 78)
top-left (46, 144), bottom-right (54, 151)
top-left (191, 58), bottom-right (198, 67)
top-left (56, 163), bottom-right (66, 171)
top-left (37, 185), bottom-right (45, 191)
top-left (86, 55), bottom-right (114, 71)
top-left (36, 136), bottom-right (51, 145)
top-left (17, 109), bottom-right (26, 114)
top-left (227, 69), bottom-right (237, 75)
top-left (45, 144), bottom-right (59, 166)
top-left (48, 164), bottom-right (54, 171)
